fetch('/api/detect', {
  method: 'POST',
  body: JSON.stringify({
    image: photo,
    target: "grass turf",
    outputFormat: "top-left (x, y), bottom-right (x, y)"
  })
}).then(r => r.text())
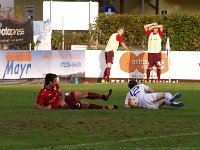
top-left (0, 82), bottom-right (200, 150)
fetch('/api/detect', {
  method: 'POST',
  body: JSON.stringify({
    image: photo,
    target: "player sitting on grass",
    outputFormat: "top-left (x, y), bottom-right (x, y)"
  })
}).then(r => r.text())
top-left (125, 80), bottom-right (184, 109)
top-left (36, 73), bottom-right (118, 110)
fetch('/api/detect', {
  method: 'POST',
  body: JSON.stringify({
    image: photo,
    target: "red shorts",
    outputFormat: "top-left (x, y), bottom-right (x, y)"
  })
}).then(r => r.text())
top-left (65, 92), bottom-right (82, 109)
top-left (105, 50), bottom-right (114, 64)
top-left (148, 53), bottom-right (162, 68)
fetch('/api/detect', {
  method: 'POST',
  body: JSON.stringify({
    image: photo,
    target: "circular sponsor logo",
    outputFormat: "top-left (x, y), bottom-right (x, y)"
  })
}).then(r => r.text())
top-left (119, 52), bottom-right (168, 74)
top-left (119, 52), bottom-right (137, 73)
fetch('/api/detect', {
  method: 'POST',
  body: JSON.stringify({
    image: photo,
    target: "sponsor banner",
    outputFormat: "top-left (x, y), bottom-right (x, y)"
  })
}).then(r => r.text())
top-left (118, 51), bottom-right (168, 79)
top-left (1, 50), bottom-right (200, 80)
top-left (0, 50), bottom-right (85, 80)
top-left (85, 50), bottom-right (200, 80)
top-left (33, 20), bottom-right (52, 50)
top-left (0, 19), bottom-right (33, 43)
top-left (168, 51), bottom-right (200, 79)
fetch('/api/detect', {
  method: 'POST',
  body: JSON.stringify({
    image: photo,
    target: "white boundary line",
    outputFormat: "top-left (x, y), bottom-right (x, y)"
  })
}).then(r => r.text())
top-left (30, 132), bottom-right (200, 150)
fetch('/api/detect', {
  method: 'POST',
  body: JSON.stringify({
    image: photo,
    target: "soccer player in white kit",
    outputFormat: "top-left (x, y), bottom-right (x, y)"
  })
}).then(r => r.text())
top-left (125, 80), bottom-right (184, 109)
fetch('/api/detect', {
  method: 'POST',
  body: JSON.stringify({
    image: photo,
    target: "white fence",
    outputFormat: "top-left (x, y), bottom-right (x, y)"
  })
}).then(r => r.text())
top-left (0, 50), bottom-right (200, 81)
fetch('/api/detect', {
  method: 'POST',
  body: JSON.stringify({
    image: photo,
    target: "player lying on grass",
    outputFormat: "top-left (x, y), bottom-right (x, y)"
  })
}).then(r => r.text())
top-left (36, 73), bottom-right (118, 110)
top-left (125, 80), bottom-right (184, 109)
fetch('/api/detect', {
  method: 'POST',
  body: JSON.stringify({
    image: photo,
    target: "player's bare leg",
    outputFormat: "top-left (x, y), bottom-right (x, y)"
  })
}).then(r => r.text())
top-left (156, 93), bottom-right (172, 105)
top-left (72, 91), bottom-right (88, 101)
top-left (155, 93), bottom-right (166, 101)
top-left (157, 99), bottom-right (165, 108)
top-left (157, 67), bottom-right (161, 83)
top-left (156, 93), bottom-right (184, 108)
top-left (156, 62), bottom-right (162, 83)
top-left (72, 90), bottom-right (112, 101)
top-left (146, 66), bottom-right (152, 83)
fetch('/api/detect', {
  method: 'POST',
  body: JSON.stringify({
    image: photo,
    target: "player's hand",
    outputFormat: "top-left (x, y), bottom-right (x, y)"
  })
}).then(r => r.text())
top-left (153, 23), bottom-right (158, 26)
top-left (46, 104), bottom-right (52, 110)
top-left (59, 100), bottom-right (67, 106)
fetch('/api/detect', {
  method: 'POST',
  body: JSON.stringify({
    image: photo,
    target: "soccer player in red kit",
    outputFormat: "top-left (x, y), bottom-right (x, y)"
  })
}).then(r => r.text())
top-left (144, 23), bottom-right (163, 83)
top-left (36, 73), bottom-right (118, 110)
top-left (102, 27), bottom-right (129, 83)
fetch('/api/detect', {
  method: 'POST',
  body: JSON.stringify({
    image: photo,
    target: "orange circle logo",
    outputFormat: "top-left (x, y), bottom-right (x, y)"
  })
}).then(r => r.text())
top-left (119, 52), bottom-right (137, 73)
top-left (119, 52), bottom-right (168, 74)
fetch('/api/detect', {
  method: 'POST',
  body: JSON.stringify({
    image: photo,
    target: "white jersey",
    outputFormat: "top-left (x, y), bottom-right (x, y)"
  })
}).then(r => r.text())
top-left (125, 84), bottom-right (159, 109)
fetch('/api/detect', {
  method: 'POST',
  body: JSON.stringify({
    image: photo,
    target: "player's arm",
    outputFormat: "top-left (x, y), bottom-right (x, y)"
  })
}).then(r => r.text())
top-left (36, 91), bottom-right (52, 110)
top-left (147, 86), bottom-right (155, 93)
top-left (57, 88), bottom-right (66, 106)
top-left (120, 42), bottom-right (129, 51)
top-left (151, 25), bottom-right (163, 32)
top-left (117, 34), bottom-right (129, 51)
top-left (144, 23), bottom-right (158, 31)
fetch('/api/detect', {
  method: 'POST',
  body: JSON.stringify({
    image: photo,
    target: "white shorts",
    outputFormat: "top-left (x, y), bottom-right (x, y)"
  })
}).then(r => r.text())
top-left (140, 93), bottom-right (159, 109)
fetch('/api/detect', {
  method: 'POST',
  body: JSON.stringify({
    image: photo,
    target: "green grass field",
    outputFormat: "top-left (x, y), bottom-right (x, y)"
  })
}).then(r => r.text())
top-left (0, 82), bottom-right (200, 150)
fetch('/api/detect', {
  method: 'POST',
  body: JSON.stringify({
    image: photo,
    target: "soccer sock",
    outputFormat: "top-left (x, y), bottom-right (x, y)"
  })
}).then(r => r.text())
top-left (157, 68), bottom-right (161, 81)
top-left (164, 93), bottom-right (173, 105)
top-left (87, 93), bottom-right (102, 99)
top-left (103, 68), bottom-right (107, 80)
top-left (164, 93), bottom-right (172, 100)
top-left (88, 104), bottom-right (105, 109)
top-left (106, 67), bottom-right (111, 82)
top-left (147, 68), bottom-right (150, 81)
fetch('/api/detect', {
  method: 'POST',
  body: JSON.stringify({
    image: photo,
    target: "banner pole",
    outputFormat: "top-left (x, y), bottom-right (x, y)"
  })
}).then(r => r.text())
top-left (62, 17), bottom-right (64, 50)
top-left (166, 37), bottom-right (171, 83)
top-left (29, 43), bottom-right (32, 50)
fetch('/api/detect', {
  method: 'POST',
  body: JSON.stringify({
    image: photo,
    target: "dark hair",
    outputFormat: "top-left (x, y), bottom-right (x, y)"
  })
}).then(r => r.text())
top-left (45, 73), bottom-right (57, 85)
top-left (128, 80), bottom-right (138, 89)
top-left (118, 27), bottom-right (124, 31)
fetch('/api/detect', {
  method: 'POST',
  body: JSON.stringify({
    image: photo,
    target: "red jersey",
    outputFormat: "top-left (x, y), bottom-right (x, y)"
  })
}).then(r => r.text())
top-left (36, 83), bottom-right (60, 109)
top-left (116, 34), bottom-right (123, 44)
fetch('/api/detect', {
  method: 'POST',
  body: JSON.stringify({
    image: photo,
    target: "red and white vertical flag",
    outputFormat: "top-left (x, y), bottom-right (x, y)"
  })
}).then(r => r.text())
top-left (166, 37), bottom-right (170, 57)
